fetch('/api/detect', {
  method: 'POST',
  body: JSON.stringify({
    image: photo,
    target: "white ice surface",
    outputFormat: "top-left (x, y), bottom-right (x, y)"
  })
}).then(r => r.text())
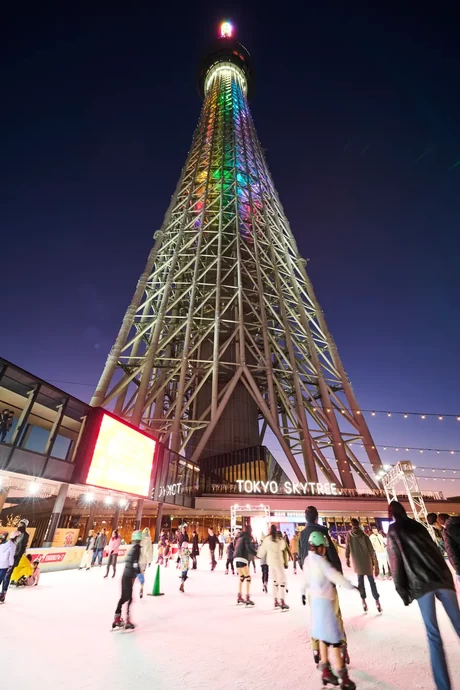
top-left (3, 547), bottom-right (460, 690)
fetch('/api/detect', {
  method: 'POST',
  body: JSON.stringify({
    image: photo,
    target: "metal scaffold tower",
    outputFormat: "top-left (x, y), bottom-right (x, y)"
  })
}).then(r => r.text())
top-left (91, 21), bottom-right (382, 488)
top-left (381, 461), bottom-right (436, 539)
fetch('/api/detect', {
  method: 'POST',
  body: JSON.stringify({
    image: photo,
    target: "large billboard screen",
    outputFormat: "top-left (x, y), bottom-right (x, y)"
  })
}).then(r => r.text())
top-left (75, 409), bottom-right (157, 497)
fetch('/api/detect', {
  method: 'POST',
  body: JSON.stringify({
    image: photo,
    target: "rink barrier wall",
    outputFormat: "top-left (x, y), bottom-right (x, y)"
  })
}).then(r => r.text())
top-left (27, 545), bottom-right (133, 572)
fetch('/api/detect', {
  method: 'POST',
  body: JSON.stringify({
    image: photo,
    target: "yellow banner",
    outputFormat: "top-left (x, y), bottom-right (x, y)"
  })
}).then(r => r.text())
top-left (52, 528), bottom-right (80, 547)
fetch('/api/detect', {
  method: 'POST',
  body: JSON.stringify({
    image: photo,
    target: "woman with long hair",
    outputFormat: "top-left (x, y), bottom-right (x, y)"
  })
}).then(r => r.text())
top-left (257, 525), bottom-right (289, 610)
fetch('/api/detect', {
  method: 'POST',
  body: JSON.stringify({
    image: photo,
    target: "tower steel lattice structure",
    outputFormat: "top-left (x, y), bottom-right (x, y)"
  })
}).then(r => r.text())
top-left (92, 24), bottom-right (382, 489)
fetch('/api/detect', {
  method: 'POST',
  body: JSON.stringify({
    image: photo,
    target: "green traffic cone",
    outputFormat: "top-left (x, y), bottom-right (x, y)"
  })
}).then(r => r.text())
top-left (148, 565), bottom-right (164, 596)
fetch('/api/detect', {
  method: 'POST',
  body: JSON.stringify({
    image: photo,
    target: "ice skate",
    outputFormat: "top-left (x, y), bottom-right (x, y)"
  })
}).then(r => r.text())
top-left (263, 583), bottom-right (268, 593)
top-left (111, 614), bottom-right (125, 630)
top-left (225, 569), bottom-right (229, 575)
top-left (0, 593), bottom-right (5, 604)
top-left (375, 598), bottom-right (382, 613)
top-left (245, 595), bottom-right (255, 606)
top-left (320, 662), bottom-right (339, 687)
top-left (337, 667), bottom-right (356, 689)
top-left (313, 649), bottom-right (320, 666)
top-left (274, 598), bottom-right (280, 608)
top-left (361, 598), bottom-right (368, 613)
top-left (124, 619), bottom-right (135, 630)
top-left (279, 599), bottom-right (289, 611)
top-left (179, 582), bottom-right (184, 593)
top-left (237, 593), bottom-right (245, 605)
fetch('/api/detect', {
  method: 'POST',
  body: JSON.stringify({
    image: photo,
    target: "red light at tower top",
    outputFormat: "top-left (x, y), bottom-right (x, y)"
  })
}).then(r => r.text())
top-left (220, 21), bottom-right (233, 38)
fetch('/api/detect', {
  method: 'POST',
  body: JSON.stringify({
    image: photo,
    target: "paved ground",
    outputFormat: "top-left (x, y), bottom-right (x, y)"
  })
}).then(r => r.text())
top-left (3, 548), bottom-right (460, 689)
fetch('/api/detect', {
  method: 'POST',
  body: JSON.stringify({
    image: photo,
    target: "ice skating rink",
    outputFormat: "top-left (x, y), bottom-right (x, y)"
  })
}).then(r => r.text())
top-left (3, 552), bottom-right (460, 690)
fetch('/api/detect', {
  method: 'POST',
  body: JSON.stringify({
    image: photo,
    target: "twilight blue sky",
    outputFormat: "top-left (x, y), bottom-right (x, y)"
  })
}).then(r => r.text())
top-left (2, 2), bottom-right (460, 493)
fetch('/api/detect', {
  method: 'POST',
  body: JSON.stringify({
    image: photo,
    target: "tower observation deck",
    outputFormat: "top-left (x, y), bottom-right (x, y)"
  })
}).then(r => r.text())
top-left (91, 22), bottom-right (382, 489)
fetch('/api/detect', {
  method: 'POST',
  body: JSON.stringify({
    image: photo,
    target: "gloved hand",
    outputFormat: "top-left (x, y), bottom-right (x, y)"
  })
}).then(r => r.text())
top-left (302, 595), bottom-right (306, 606)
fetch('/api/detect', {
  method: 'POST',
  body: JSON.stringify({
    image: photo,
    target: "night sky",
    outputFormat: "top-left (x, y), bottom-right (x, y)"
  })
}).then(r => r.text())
top-left (3, 3), bottom-right (460, 493)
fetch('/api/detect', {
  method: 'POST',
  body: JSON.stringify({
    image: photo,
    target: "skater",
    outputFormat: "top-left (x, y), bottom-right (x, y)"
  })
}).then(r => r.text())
top-left (163, 539), bottom-right (171, 567)
top-left (92, 528), bottom-right (107, 566)
top-left (346, 518), bottom-right (381, 612)
top-left (104, 529), bottom-right (122, 578)
top-left (427, 513), bottom-right (447, 556)
top-left (225, 539), bottom-right (235, 574)
top-left (179, 541), bottom-right (190, 592)
top-left (290, 530), bottom-right (300, 573)
top-left (0, 532), bottom-right (15, 596)
top-left (258, 526), bottom-right (289, 610)
top-left (156, 542), bottom-right (165, 565)
top-left (218, 531), bottom-right (225, 559)
top-left (137, 527), bottom-right (153, 598)
top-left (79, 530), bottom-right (96, 570)
top-left (260, 549), bottom-right (269, 593)
top-left (203, 527), bottom-right (219, 570)
top-left (112, 530), bottom-right (142, 630)
top-left (176, 526), bottom-right (189, 567)
top-left (11, 552), bottom-right (33, 585)
top-left (1, 518), bottom-right (29, 602)
top-left (299, 506), bottom-right (349, 665)
top-left (369, 525), bottom-right (391, 579)
top-left (301, 531), bottom-right (357, 689)
top-left (191, 530), bottom-right (199, 570)
top-left (234, 525), bottom-right (257, 606)
top-left (27, 558), bottom-right (40, 586)
top-left (388, 501), bottom-right (460, 690)
top-left (438, 513), bottom-right (460, 581)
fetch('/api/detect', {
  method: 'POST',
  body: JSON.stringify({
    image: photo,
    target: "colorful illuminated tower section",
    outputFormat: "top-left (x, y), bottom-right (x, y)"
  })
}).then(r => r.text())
top-left (92, 22), bottom-right (382, 488)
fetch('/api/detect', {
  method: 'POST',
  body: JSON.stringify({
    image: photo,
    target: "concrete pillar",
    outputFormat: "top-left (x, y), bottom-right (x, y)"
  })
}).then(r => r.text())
top-left (83, 502), bottom-right (97, 541)
top-left (0, 487), bottom-right (9, 512)
top-left (111, 507), bottom-right (121, 532)
top-left (43, 483), bottom-right (69, 547)
top-left (154, 503), bottom-right (164, 542)
top-left (135, 499), bottom-right (144, 530)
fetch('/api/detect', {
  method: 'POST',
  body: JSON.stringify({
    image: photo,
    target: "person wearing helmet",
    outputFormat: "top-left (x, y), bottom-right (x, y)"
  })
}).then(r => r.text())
top-left (0, 518), bottom-right (29, 603)
top-left (112, 530), bottom-right (142, 630)
top-left (301, 531), bottom-right (358, 690)
top-left (179, 542), bottom-right (191, 593)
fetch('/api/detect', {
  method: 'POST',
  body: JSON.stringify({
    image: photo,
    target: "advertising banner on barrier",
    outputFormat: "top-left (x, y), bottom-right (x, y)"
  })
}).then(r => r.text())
top-left (28, 545), bottom-right (131, 572)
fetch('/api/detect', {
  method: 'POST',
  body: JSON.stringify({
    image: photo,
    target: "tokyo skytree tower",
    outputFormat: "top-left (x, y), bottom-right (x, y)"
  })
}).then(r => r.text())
top-left (92, 22), bottom-right (382, 489)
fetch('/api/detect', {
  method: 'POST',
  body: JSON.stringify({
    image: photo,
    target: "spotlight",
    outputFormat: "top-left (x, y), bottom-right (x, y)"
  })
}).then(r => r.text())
top-left (84, 492), bottom-right (95, 503)
top-left (119, 498), bottom-right (128, 509)
top-left (28, 482), bottom-right (40, 495)
top-left (104, 496), bottom-right (113, 506)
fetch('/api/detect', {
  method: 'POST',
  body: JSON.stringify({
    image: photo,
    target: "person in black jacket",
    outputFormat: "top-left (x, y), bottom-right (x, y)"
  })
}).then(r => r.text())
top-left (438, 513), bottom-right (460, 582)
top-left (203, 528), bottom-right (219, 571)
top-left (234, 525), bottom-right (257, 606)
top-left (112, 530), bottom-right (142, 631)
top-left (299, 506), bottom-right (348, 666)
top-left (191, 530), bottom-right (199, 570)
top-left (387, 501), bottom-right (460, 690)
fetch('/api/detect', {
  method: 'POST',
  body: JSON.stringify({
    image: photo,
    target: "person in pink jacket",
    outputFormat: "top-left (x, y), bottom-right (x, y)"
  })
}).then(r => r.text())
top-left (104, 529), bottom-right (122, 579)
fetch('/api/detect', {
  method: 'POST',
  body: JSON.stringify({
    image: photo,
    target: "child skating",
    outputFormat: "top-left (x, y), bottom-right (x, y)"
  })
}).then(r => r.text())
top-left (179, 541), bottom-right (190, 592)
top-left (112, 530), bottom-right (142, 631)
top-left (225, 540), bottom-right (235, 575)
top-left (302, 531), bottom-right (358, 689)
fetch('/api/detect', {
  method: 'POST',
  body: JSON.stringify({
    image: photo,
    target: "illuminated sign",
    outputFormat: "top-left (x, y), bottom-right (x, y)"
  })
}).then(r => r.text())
top-left (236, 480), bottom-right (340, 496)
top-left (85, 412), bottom-right (157, 497)
top-left (158, 482), bottom-right (182, 498)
